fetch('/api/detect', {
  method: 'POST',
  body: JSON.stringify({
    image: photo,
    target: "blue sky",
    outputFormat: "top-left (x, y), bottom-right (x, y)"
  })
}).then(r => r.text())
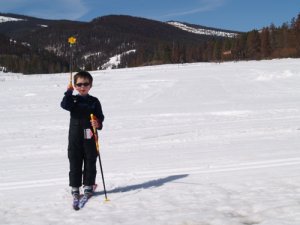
top-left (0, 0), bottom-right (299, 31)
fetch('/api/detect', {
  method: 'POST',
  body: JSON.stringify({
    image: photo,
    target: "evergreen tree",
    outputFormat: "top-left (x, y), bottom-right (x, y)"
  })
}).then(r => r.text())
top-left (261, 27), bottom-right (271, 58)
top-left (246, 30), bottom-right (261, 59)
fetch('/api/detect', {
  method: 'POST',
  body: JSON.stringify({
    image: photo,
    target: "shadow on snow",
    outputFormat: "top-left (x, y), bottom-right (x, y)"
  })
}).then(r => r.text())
top-left (94, 174), bottom-right (189, 196)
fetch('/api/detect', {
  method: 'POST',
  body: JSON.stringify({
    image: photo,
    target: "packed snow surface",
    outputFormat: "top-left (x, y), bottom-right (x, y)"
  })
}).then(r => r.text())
top-left (0, 59), bottom-right (300, 225)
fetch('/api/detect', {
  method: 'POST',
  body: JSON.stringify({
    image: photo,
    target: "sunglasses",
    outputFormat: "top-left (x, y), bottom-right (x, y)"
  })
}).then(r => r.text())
top-left (75, 82), bottom-right (90, 87)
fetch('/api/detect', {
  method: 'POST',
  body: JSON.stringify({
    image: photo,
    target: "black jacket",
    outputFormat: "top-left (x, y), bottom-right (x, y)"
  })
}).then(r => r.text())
top-left (61, 90), bottom-right (104, 129)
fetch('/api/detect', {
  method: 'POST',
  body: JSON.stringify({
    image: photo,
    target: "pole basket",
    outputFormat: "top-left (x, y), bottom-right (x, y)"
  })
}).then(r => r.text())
top-left (68, 36), bottom-right (76, 45)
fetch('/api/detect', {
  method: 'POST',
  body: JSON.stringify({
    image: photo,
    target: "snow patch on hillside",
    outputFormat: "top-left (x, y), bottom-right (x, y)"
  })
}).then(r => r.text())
top-left (83, 52), bottom-right (103, 60)
top-left (168, 21), bottom-right (238, 38)
top-left (101, 49), bottom-right (136, 70)
top-left (0, 15), bottom-right (24, 23)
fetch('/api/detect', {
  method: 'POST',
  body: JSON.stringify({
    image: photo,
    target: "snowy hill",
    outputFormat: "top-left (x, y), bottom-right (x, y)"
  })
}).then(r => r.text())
top-left (0, 59), bottom-right (300, 225)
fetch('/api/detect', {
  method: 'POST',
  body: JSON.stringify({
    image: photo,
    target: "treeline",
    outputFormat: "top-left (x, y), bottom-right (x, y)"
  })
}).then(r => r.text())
top-left (121, 13), bottom-right (300, 67)
top-left (206, 13), bottom-right (300, 62)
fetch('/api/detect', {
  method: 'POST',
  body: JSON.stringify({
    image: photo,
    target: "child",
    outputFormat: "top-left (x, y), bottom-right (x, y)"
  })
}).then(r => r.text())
top-left (61, 71), bottom-right (104, 201)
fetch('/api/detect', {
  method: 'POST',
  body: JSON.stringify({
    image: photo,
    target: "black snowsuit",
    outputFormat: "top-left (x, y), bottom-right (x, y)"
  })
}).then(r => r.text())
top-left (61, 89), bottom-right (104, 187)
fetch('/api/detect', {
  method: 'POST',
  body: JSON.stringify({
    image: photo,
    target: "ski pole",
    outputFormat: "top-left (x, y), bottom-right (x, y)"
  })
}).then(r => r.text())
top-left (68, 36), bottom-right (76, 86)
top-left (90, 114), bottom-right (109, 202)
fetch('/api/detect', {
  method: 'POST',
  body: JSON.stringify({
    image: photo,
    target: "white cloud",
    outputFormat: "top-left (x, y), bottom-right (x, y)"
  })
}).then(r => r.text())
top-left (161, 0), bottom-right (225, 19)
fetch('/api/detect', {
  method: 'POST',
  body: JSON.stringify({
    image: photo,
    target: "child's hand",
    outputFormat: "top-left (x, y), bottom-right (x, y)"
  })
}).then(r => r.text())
top-left (67, 83), bottom-right (74, 91)
top-left (90, 117), bottom-right (102, 129)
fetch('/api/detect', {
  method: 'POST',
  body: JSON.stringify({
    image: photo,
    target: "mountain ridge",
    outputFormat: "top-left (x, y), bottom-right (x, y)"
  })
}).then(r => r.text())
top-left (1, 13), bottom-right (238, 73)
top-left (1, 12), bottom-right (299, 74)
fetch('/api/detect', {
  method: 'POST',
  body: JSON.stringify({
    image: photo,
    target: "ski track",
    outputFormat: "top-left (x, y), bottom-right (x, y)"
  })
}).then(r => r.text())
top-left (1, 157), bottom-right (300, 191)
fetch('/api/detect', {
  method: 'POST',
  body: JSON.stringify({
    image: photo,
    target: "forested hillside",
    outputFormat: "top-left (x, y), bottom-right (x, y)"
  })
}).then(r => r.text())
top-left (0, 33), bottom-right (69, 74)
top-left (0, 12), bottom-right (299, 74)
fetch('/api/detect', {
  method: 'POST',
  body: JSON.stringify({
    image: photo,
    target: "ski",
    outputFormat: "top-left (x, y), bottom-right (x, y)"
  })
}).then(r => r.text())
top-left (78, 184), bottom-right (98, 209)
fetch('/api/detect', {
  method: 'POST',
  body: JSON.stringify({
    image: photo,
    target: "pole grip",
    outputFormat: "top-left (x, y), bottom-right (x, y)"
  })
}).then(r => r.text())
top-left (90, 114), bottom-right (99, 152)
top-left (90, 114), bottom-right (97, 133)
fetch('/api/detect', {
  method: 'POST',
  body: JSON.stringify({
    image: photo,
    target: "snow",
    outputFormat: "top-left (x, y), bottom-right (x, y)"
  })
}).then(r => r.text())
top-left (0, 15), bottom-right (24, 23)
top-left (0, 66), bottom-right (7, 72)
top-left (0, 58), bottom-right (300, 225)
top-left (21, 42), bottom-right (31, 47)
top-left (101, 49), bottom-right (136, 69)
top-left (168, 21), bottom-right (238, 38)
top-left (83, 52), bottom-right (103, 60)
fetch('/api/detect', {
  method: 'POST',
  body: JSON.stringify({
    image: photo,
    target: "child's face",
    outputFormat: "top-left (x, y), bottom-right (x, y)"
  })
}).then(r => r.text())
top-left (74, 77), bottom-right (91, 96)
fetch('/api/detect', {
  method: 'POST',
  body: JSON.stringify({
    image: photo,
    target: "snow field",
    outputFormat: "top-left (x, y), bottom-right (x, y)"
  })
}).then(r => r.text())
top-left (0, 59), bottom-right (300, 225)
